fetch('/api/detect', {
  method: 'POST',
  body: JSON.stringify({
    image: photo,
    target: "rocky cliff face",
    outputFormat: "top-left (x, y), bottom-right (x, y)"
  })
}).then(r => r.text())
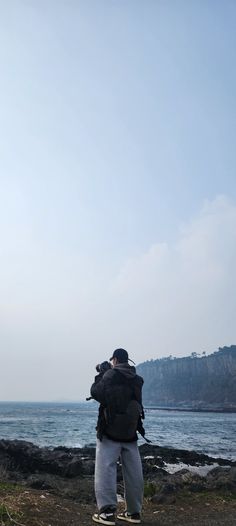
top-left (137, 346), bottom-right (236, 409)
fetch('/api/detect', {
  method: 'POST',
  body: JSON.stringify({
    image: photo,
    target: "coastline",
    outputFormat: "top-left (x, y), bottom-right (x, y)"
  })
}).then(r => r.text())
top-left (145, 406), bottom-right (236, 413)
top-left (0, 439), bottom-right (235, 525)
top-left (1, 402), bottom-right (235, 459)
top-left (0, 438), bottom-right (235, 488)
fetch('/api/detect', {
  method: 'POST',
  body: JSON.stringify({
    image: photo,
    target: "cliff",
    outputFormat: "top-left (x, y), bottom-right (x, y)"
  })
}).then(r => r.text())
top-left (137, 345), bottom-right (236, 410)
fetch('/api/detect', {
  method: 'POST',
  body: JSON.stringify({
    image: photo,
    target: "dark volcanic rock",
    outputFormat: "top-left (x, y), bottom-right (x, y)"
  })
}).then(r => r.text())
top-left (149, 467), bottom-right (236, 504)
top-left (0, 439), bottom-right (235, 502)
top-left (139, 443), bottom-right (235, 467)
top-left (0, 440), bottom-right (84, 478)
top-left (206, 467), bottom-right (236, 491)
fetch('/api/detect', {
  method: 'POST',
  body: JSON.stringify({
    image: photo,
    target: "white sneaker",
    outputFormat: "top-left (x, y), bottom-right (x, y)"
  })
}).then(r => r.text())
top-left (92, 512), bottom-right (116, 525)
top-left (117, 511), bottom-right (141, 524)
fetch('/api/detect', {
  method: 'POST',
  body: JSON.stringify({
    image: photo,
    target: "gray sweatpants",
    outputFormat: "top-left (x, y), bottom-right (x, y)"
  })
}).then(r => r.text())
top-left (95, 437), bottom-right (143, 514)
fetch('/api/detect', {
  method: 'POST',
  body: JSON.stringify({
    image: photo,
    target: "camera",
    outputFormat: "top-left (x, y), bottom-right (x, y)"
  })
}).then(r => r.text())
top-left (96, 361), bottom-right (111, 374)
top-left (86, 361), bottom-right (112, 401)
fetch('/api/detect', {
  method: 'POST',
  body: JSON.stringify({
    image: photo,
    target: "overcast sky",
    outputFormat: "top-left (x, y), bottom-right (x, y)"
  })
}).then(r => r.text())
top-left (0, 1), bottom-right (236, 401)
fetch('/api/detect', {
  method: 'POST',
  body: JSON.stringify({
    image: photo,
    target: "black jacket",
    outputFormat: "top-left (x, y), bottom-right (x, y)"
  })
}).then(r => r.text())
top-left (90, 363), bottom-right (144, 442)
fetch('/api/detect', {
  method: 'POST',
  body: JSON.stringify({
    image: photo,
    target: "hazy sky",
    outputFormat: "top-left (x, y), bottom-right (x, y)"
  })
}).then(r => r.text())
top-left (0, 1), bottom-right (236, 401)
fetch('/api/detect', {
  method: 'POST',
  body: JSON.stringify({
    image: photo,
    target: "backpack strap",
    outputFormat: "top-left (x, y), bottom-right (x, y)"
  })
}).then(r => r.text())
top-left (137, 414), bottom-right (152, 443)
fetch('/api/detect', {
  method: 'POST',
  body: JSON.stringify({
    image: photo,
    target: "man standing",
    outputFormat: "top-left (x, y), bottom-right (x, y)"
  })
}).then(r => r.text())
top-left (90, 348), bottom-right (144, 525)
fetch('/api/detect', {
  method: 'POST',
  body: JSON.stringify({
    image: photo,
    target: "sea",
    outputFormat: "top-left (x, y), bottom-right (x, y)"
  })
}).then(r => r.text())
top-left (0, 401), bottom-right (235, 461)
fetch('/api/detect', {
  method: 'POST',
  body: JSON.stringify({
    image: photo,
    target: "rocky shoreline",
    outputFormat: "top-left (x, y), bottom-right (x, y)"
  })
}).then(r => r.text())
top-left (0, 440), bottom-right (235, 525)
top-left (0, 439), bottom-right (235, 504)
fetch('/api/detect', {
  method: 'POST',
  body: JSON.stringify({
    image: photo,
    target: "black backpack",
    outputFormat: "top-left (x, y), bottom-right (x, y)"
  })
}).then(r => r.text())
top-left (103, 370), bottom-right (144, 441)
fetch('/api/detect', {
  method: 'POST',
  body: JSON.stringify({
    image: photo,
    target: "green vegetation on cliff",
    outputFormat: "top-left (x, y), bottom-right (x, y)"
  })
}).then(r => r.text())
top-left (137, 345), bottom-right (236, 410)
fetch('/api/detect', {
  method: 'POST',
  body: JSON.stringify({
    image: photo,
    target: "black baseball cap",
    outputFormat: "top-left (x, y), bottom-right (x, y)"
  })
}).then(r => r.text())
top-left (109, 348), bottom-right (135, 364)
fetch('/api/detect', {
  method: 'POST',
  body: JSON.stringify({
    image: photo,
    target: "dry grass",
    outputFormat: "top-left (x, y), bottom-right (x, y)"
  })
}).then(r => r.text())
top-left (0, 480), bottom-right (236, 526)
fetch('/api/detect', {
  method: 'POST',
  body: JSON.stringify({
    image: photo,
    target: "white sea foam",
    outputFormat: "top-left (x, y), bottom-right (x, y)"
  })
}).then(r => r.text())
top-left (163, 462), bottom-right (220, 476)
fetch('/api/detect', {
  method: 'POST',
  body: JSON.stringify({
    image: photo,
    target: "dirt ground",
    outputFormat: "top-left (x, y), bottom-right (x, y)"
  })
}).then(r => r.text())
top-left (0, 483), bottom-right (236, 526)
